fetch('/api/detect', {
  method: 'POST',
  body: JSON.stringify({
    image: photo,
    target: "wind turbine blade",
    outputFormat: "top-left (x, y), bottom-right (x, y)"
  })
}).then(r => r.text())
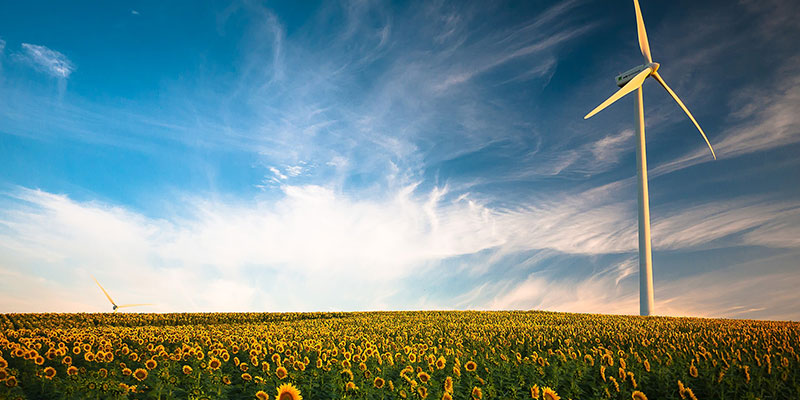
top-left (584, 67), bottom-right (652, 119)
top-left (651, 72), bottom-right (717, 160)
top-left (633, 0), bottom-right (653, 63)
top-left (116, 304), bottom-right (154, 309)
top-left (92, 276), bottom-right (117, 307)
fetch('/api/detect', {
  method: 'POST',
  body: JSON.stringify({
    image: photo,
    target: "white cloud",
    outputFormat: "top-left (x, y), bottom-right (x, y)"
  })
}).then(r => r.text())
top-left (0, 185), bottom-right (503, 312)
top-left (2, 183), bottom-right (799, 318)
top-left (18, 43), bottom-right (75, 78)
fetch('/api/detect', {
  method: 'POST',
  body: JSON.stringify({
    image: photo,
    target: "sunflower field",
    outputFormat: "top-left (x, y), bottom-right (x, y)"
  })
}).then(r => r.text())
top-left (0, 311), bottom-right (797, 400)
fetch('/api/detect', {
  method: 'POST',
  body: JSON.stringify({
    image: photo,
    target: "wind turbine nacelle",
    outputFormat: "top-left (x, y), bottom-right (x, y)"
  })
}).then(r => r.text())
top-left (615, 62), bottom-right (659, 87)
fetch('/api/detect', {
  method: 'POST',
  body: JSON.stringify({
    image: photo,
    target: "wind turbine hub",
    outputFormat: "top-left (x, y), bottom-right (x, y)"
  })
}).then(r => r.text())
top-left (649, 62), bottom-right (660, 73)
top-left (614, 62), bottom-right (659, 87)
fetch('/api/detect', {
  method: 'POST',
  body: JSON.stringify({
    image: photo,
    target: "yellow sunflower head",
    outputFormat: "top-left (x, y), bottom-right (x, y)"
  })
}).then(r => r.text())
top-left (67, 366), bottom-right (78, 376)
top-left (43, 366), bottom-right (57, 379)
top-left (442, 393), bottom-right (453, 400)
top-left (182, 365), bottom-right (193, 375)
top-left (241, 373), bottom-right (252, 381)
top-left (465, 361), bottom-right (477, 372)
top-left (345, 381), bottom-right (357, 392)
top-left (689, 365), bottom-right (698, 378)
top-left (373, 377), bottom-right (385, 388)
top-left (133, 368), bottom-right (148, 381)
top-left (530, 384), bottom-right (540, 399)
top-left (417, 371), bottom-right (431, 383)
top-left (276, 366), bottom-right (288, 379)
top-left (417, 386), bottom-right (428, 399)
top-left (471, 387), bottom-right (482, 399)
top-left (444, 376), bottom-right (453, 393)
top-left (209, 358), bottom-right (221, 370)
top-left (256, 390), bottom-right (269, 400)
top-left (542, 387), bottom-right (560, 400)
top-left (146, 359), bottom-right (157, 370)
top-left (632, 391), bottom-right (648, 400)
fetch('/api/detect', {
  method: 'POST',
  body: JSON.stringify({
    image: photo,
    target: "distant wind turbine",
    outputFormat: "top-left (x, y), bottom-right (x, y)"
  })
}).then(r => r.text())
top-left (583, 0), bottom-right (716, 316)
top-left (92, 276), bottom-right (153, 313)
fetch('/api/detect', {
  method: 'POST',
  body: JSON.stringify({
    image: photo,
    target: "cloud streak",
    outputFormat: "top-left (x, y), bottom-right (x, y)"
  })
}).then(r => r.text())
top-left (18, 43), bottom-right (75, 78)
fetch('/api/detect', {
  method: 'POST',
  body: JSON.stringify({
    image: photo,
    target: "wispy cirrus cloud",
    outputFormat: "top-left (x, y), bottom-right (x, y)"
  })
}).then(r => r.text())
top-left (17, 43), bottom-right (75, 78)
top-left (651, 71), bottom-right (800, 177)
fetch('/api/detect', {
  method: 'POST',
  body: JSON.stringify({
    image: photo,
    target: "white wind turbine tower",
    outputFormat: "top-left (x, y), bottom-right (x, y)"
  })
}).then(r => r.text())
top-left (584, 0), bottom-right (716, 316)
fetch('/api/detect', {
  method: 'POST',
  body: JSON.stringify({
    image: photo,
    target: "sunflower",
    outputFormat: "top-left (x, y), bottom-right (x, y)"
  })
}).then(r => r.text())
top-left (133, 368), bottom-right (148, 381)
top-left (34, 356), bottom-right (45, 365)
top-left (444, 376), bottom-right (453, 393)
top-left (62, 356), bottom-right (72, 365)
top-left (256, 390), bottom-right (269, 400)
top-left (241, 373), bottom-right (252, 381)
top-left (417, 371), bottom-right (430, 383)
top-left (465, 361), bottom-right (477, 372)
top-left (5, 376), bottom-right (17, 388)
top-left (471, 387), bottom-right (482, 399)
top-left (276, 366), bottom-right (288, 379)
top-left (542, 387), bottom-right (560, 400)
top-left (223, 376), bottom-right (231, 385)
top-left (183, 365), bottom-right (193, 375)
top-left (341, 368), bottom-right (354, 381)
top-left (688, 365), bottom-right (698, 378)
top-left (67, 366), bottom-right (78, 376)
top-left (632, 391), bottom-right (648, 400)
top-left (42, 366), bottom-right (56, 379)
top-left (146, 359), bottom-right (157, 370)
top-left (98, 368), bottom-right (108, 378)
top-left (530, 384), bottom-right (540, 399)
top-left (374, 377), bottom-right (385, 388)
top-left (417, 386), bottom-right (428, 399)
top-left (436, 356), bottom-right (446, 370)
top-left (442, 393), bottom-right (453, 400)
top-left (209, 358), bottom-right (221, 370)
top-left (345, 381), bottom-right (357, 391)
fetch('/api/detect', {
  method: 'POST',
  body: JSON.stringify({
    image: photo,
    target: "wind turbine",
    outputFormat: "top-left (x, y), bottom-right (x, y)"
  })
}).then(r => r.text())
top-left (92, 276), bottom-right (153, 313)
top-left (584, 0), bottom-right (716, 316)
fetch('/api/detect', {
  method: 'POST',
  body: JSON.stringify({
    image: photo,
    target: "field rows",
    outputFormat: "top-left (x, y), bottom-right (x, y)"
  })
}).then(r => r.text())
top-left (0, 311), bottom-right (797, 399)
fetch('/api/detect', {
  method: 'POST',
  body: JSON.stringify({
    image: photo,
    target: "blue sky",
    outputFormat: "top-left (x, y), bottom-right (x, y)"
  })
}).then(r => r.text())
top-left (1, 0), bottom-right (799, 319)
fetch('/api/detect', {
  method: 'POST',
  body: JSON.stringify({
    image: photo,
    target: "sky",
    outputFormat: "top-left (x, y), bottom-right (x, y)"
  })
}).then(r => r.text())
top-left (1, 0), bottom-right (799, 319)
